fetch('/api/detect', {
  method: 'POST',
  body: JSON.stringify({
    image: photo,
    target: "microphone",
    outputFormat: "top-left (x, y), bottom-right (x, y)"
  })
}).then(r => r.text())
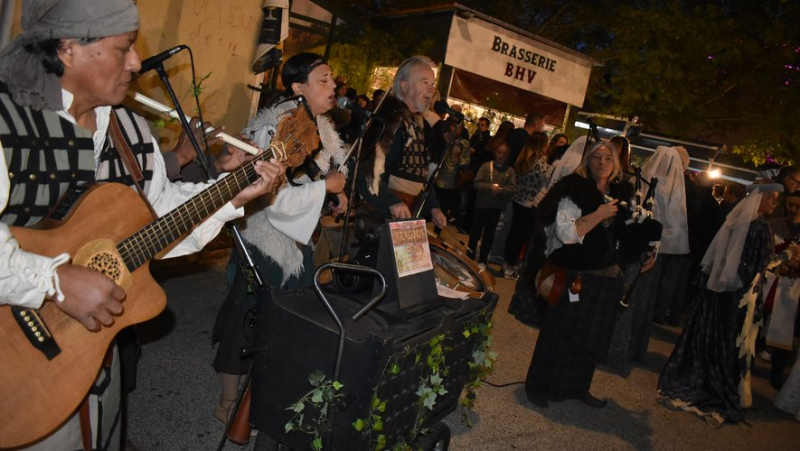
top-left (337, 96), bottom-right (375, 119)
top-left (139, 45), bottom-right (189, 73)
top-left (433, 100), bottom-right (476, 124)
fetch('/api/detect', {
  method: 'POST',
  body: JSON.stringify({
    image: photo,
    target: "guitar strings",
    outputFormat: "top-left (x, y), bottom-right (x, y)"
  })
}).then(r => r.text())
top-left (117, 148), bottom-right (277, 270)
top-left (117, 121), bottom-right (315, 271)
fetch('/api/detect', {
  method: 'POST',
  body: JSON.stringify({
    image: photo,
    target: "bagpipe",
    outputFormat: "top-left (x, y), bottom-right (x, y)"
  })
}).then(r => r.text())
top-left (614, 165), bottom-right (662, 265)
top-left (615, 156), bottom-right (663, 307)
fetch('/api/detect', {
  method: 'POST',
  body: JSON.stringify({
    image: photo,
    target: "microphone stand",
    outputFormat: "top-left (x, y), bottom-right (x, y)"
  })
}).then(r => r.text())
top-left (152, 62), bottom-right (212, 178)
top-left (336, 120), bottom-right (365, 263)
top-left (412, 115), bottom-right (464, 222)
top-left (336, 90), bottom-right (393, 263)
top-left (151, 62), bottom-right (262, 288)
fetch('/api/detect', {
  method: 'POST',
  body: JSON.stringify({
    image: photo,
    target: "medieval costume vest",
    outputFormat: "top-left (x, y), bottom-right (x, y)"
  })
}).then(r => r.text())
top-left (0, 83), bottom-right (156, 226)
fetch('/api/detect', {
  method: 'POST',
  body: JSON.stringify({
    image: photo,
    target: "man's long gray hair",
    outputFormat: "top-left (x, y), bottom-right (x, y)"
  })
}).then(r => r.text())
top-left (392, 55), bottom-right (435, 99)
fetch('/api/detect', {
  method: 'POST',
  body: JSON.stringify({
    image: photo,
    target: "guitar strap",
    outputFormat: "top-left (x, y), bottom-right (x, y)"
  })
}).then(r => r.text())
top-left (108, 110), bottom-right (158, 219)
top-left (78, 397), bottom-right (92, 451)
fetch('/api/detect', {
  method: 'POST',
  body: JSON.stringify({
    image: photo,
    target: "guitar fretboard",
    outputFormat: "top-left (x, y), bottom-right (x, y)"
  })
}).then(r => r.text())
top-left (116, 148), bottom-right (276, 270)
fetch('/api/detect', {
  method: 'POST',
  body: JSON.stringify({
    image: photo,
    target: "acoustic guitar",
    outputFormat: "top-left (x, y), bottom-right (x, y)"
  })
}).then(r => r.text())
top-left (0, 108), bottom-right (318, 448)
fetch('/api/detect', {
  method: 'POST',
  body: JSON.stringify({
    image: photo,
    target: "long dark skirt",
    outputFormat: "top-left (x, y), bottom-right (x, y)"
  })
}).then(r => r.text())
top-left (525, 270), bottom-right (623, 400)
top-left (604, 257), bottom-right (664, 375)
top-left (653, 254), bottom-right (693, 323)
top-left (212, 244), bottom-right (313, 375)
top-left (657, 283), bottom-right (747, 423)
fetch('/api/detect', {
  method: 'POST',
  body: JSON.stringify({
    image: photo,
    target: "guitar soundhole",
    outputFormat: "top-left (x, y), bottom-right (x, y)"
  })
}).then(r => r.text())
top-left (87, 252), bottom-right (122, 282)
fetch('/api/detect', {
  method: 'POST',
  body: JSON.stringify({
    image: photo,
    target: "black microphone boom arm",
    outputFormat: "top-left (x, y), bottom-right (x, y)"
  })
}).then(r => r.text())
top-left (139, 45), bottom-right (188, 73)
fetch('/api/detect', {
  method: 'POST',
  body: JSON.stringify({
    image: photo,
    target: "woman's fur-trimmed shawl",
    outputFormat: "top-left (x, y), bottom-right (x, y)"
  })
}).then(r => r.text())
top-left (239, 100), bottom-right (349, 285)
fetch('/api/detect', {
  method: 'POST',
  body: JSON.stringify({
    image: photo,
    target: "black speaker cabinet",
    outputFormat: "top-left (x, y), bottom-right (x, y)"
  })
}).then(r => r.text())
top-left (250, 285), bottom-right (498, 450)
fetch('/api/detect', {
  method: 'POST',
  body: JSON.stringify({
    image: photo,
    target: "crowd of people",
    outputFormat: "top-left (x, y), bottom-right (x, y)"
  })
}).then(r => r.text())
top-left (2, 1), bottom-right (800, 450)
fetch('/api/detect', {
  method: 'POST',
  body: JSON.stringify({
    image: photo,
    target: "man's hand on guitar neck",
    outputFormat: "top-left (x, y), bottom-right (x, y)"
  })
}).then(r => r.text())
top-left (230, 159), bottom-right (286, 208)
top-left (50, 264), bottom-right (126, 332)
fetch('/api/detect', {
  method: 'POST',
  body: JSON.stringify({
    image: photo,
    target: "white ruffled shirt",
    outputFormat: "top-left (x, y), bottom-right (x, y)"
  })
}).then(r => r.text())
top-left (0, 89), bottom-right (244, 308)
top-left (544, 198), bottom-right (584, 256)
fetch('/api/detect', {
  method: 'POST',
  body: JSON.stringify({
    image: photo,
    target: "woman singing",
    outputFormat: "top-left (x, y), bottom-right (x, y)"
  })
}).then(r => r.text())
top-left (211, 53), bottom-right (349, 424)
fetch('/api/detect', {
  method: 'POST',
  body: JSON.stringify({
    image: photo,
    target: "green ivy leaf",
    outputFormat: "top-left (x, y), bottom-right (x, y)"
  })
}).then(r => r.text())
top-left (290, 402), bottom-right (305, 413)
top-left (285, 422), bottom-right (294, 433)
top-left (462, 330), bottom-right (471, 338)
top-left (332, 381), bottom-right (344, 391)
top-left (311, 390), bottom-right (324, 404)
top-left (309, 370), bottom-right (325, 387)
top-left (378, 400), bottom-right (387, 413)
top-left (423, 394), bottom-right (437, 410)
top-left (416, 385), bottom-right (432, 397)
top-left (389, 363), bottom-right (401, 375)
top-left (372, 396), bottom-right (381, 409)
top-left (352, 418), bottom-right (365, 431)
top-left (312, 437), bottom-right (323, 451)
top-left (373, 417), bottom-right (384, 431)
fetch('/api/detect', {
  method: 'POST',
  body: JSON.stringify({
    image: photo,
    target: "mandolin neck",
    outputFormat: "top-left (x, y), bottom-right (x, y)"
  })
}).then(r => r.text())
top-left (116, 147), bottom-right (276, 271)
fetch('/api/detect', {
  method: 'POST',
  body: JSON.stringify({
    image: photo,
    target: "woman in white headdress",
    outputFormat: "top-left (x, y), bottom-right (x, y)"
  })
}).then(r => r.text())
top-left (658, 184), bottom-right (800, 425)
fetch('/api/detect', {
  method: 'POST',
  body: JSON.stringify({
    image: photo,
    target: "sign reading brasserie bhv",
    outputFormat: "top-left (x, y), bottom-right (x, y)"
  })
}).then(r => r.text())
top-left (390, 220), bottom-right (433, 278)
top-left (445, 15), bottom-right (594, 107)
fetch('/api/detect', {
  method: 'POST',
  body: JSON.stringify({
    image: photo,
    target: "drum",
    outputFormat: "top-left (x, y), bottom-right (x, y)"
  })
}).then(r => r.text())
top-left (333, 223), bottom-right (494, 298)
top-left (429, 239), bottom-right (495, 299)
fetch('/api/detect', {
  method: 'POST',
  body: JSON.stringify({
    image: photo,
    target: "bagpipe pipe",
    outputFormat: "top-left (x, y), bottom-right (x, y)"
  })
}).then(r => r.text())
top-left (615, 164), bottom-right (663, 307)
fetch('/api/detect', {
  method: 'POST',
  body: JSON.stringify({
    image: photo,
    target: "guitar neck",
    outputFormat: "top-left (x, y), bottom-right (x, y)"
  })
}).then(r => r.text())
top-left (117, 149), bottom-right (275, 270)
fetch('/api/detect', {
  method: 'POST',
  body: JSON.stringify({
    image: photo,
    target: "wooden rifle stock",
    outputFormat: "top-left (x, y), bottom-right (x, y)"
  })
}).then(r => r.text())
top-left (226, 380), bottom-right (253, 444)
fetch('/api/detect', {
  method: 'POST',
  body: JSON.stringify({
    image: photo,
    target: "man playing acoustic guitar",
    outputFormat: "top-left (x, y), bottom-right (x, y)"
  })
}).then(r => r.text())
top-left (0, 0), bottom-right (285, 449)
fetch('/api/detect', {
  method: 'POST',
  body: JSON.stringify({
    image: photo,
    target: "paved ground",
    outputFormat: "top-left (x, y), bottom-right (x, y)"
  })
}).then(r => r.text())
top-left (127, 247), bottom-right (800, 450)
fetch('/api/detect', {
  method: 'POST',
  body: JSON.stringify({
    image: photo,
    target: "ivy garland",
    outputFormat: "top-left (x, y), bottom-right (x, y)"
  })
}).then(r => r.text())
top-left (286, 312), bottom-right (496, 450)
top-left (284, 370), bottom-right (345, 451)
top-left (460, 312), bottom-right (498, 426)
top-left (351, 332), bottom-right (450, 451)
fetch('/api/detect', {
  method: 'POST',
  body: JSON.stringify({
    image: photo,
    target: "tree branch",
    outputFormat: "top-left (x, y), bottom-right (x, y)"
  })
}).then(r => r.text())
top-left (534, 0), bottom-right (578, 36)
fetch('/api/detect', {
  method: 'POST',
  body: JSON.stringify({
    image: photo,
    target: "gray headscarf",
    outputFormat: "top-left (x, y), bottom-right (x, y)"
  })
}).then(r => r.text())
top-left (0, 0), bottom-right (140, 110)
